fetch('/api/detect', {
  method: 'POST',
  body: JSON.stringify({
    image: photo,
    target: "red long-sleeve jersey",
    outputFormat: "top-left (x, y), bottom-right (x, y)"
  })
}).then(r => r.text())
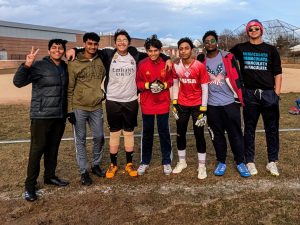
top-left (137, 57), bottom-right (174, 114)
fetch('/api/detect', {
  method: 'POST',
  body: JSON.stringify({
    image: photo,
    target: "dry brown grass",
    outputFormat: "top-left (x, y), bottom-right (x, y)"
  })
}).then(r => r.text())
top-left (0, 92), bottom-right (299, 225)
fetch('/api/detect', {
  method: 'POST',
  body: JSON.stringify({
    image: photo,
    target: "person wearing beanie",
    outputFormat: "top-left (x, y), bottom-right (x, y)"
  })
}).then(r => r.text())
top-left (230, 19), bottom-right (282, 176)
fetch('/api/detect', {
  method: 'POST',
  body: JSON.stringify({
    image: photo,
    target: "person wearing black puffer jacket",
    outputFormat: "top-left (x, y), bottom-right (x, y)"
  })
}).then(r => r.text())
top-left (13, 39), bottom-right (69, 202)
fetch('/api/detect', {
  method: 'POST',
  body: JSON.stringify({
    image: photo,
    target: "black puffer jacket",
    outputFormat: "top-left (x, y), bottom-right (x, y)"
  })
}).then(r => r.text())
top-left (13, 56), bottom-right (68, 119)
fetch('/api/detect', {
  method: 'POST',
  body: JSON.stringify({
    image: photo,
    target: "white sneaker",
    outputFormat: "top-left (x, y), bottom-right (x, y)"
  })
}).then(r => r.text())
top-left (172, 161), bottom-right (187, 174)
top-left (197, 165), bottom-right (207, 179)
top-left (163, 164), bottom-right (172, 175)
top-left (137, 164), bottom-right (149, 175)
top-left (266, 162), bottom-right (279, 176)
top-left (246, 162), bottom-right (258, 175)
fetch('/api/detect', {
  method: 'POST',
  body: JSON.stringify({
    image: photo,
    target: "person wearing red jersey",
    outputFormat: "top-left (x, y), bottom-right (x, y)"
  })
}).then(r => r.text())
top-left (136, 35), bottom-right (174, 176)
top-left (171, 37), bottom-right (209, 179)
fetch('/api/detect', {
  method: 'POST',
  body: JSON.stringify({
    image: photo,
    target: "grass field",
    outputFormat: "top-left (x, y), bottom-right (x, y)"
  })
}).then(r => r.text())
top-left (0, 92), bottom-right (299, 225)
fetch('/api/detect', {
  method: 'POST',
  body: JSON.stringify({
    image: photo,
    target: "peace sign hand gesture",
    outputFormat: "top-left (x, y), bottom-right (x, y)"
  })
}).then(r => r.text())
top-left (24, 46), bottom-right (39, 68)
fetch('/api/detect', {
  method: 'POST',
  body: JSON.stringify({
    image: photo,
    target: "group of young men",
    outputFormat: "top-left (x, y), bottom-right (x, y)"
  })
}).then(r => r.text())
top-left (14, 19), bottom-right (282, 202)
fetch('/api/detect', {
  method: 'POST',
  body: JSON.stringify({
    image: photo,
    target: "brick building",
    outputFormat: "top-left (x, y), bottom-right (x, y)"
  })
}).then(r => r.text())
top-left (0, 20), bottom-right (145, 69)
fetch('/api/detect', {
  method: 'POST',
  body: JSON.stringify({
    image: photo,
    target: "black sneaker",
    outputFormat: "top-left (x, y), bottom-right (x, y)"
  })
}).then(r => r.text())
top-left (91, 165), bottom-right (105, 177)
top-left (81, 172), bottom-right (92, 186)
top-left (44, 176), bottom-right (70, 186)
top-left (24, 189), bottom-right (37, 202)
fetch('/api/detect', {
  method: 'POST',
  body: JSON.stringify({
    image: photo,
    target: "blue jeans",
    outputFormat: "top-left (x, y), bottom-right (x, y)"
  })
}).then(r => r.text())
top-left (74, 108), bottom-right (105, 174)
top-left (141, 113), bottom-right (172, 165)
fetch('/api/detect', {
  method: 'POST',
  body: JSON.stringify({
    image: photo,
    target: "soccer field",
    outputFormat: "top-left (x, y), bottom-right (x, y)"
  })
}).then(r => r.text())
top-left (0, 93), bottom-right (299, 225)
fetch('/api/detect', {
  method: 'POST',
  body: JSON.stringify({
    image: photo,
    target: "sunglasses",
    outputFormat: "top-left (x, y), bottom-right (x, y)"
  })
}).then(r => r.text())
top-left (248, 27), bottom-right (260, 32)
top-left (204, 39), bottom-right (217, 45)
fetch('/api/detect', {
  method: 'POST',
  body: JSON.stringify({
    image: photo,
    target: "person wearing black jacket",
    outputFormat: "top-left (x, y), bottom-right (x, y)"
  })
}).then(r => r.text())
top-left (13, 39), bottom-right (69, 202)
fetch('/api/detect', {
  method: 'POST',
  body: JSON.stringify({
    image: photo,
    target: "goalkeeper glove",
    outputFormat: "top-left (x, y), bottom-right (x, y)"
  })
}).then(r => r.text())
top-left (149, 80), bottom-right (166, 94)
top-left (195, 106), bottom-right (207, 127)
top-left (172, 99), bottom-right (182, 120)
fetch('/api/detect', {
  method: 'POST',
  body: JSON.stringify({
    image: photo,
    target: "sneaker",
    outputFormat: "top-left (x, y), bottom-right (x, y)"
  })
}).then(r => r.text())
top-left (214, 162), bottom-right (227, 176)
top-left (81, 171), bottom-right (92, 185)
top-left (106, 163), bottom-right (118, 178)
top-left (137, 164), bottom-right (149, 176)
top-left (163, 164), bottom-right (172, 175)
top-left (246, 162), bottom-right (258, 175)
top-left (91, 165), bottom-right (105, 177)
top-left (237, 163), bottom-right (251, 177)
top-left (172, 161), bottom-right (187, 174)
top-left (198, 165), bottom-right (207, 179)
top-left (125, 163), bottom-right (138, 177)
top-left (266, 162), bottom-right (279, 176)
top-left (24, 189), bottom-right (37, 202)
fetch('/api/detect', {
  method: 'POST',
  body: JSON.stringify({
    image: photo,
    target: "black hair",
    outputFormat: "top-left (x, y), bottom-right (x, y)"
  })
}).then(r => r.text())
top-left (202, 30), bottom-right (218, 43)
top-left (114, 29), bottom-right (131, 44)
top-left (177, 37), bottom-right (194, 49)
top-left (83, 32), bottom-right (100, 43)
top-left (48, 39), bottom-right (67, 51)
top-left (144, 34), bottom-right (162, 50)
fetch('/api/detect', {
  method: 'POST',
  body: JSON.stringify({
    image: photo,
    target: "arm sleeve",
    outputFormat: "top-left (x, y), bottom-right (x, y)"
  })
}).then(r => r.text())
top-left (136, 63), bottom-right (147, 91)
top-left (13, 64), bottom-right (33, 88)
top-left (201, 83), bottom-right (208, 107)
top-left (74, 47), bottom-right (84, 54)
top-left (172, 78), bottom-right (179, 100)
top-left (67, 63), bottom-right (76, 113)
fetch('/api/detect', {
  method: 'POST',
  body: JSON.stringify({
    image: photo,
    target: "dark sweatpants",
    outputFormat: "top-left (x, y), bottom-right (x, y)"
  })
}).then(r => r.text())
top-left (141, 113), bottom-right (172, 165)
top-left (25, 118), bottom-right (66, 192)
top-left (176, 105), bottom-right (206, 153)
top-left (243, 88), bottom-right (280, 163)
top-left (207, 103), bottom-right (244, 164)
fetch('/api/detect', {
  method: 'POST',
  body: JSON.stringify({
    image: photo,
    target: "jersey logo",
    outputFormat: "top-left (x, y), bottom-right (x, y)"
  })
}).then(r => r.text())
top-left (146, 71), bottom-right (151, 78)
top-left (184, 71), bottom-right (190, 77)
top-left (160, 69), bottom-right (166, 78)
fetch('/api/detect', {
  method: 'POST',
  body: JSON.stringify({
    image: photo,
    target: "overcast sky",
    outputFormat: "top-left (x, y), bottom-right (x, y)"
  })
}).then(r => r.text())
top-left (0, 0), bottom-right (299, 44)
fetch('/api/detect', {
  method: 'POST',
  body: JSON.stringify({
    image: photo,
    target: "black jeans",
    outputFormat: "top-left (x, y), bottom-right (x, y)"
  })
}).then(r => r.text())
top-left (243, 88), bottom-right (280, 163)
top-left (176, 105), bottom-right (206, 153)
top-left (141, 113), bottom-right (172, 165)
top-left (207, 103), bottom-right (244, 164)
top-left (25, 118), bottom-right (66, 191)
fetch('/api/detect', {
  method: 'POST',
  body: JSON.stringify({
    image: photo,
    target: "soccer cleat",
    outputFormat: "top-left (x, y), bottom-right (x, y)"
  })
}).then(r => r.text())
top-left (106, 163), bottom-right (118, 178)
top-left (125, 163), bottom-right (138, 177)
top-left (198, 165), bottom-right (207, 179)
top-left (214, 162), bottom-right (227, 176)
top-left (172, 161), bottom-right (187, 174)
top-left (24, 189), bottom-right (37, 202)
top-left (266, 162), bottom-right (279, 176)
top-left (137, 164), bottom-right (149, 176)
top-left (163, 164), bottom-right (172, 175)
top-left (246, 162), bottom-right (258, 175)
top-left (81, 172), bottom-right (92, 185)
top-left (236, 163), bottom-right (251, 177)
